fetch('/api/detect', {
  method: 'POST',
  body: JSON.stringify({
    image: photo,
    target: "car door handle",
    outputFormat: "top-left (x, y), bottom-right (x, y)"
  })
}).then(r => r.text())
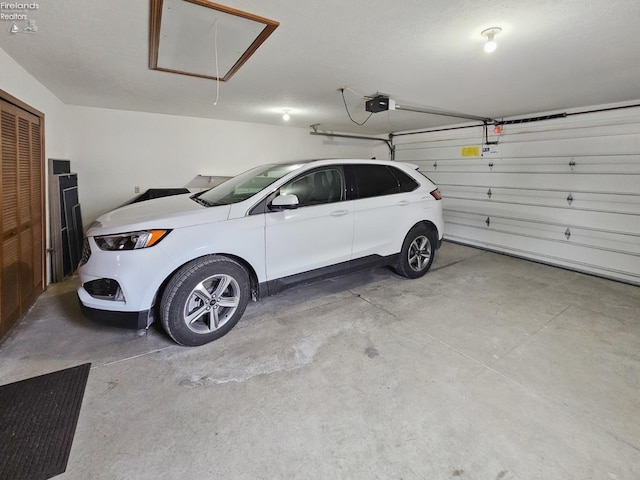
top-left (331, 209), bottom-right (349, 217)
top-left (397, 200), bottom-right (409, 206)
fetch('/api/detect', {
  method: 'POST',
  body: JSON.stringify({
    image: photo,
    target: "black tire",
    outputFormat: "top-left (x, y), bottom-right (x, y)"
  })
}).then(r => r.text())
top-left (160, 256), bottom-right (250, 346)
top-left (395, 224), bottom-right (436, 279)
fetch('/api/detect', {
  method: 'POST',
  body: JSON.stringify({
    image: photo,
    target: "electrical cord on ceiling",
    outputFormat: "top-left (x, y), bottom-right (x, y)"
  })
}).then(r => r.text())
top-left (343, 86), bottom-right (371, 99)
top-left (340, 88), bottom-right (373, 126)
top-left (213, 19), bottom-right (220, 106)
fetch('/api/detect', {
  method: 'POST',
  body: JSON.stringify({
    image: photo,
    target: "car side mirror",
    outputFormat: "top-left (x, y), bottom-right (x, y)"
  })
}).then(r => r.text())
top-left (270, 193), bottom-right (299, 211)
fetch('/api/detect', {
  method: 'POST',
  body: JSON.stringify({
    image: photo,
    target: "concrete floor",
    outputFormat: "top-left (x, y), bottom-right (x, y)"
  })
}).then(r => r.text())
top-left (1, 242), bottom-right (639, 479)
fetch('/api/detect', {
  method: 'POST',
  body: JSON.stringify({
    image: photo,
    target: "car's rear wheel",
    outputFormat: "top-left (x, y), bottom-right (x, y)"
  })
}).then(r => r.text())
top-left (160, 256), bottom-right (250, 346)
top-left (395, 224), bottom-right (436, 279)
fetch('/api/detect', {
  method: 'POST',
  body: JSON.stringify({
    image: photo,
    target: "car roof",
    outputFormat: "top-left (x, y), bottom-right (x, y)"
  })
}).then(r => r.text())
top-left (275, 158), bottom-right (418, 169)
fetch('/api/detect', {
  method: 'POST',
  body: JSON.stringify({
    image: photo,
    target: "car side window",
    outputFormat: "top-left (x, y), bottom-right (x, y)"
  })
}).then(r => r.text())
top-left (390, 167), bottom-right (419, 193)
top-left (280, 166), bottom-right (345, 207)
top-left (352, 164), bottom-right (401, 199)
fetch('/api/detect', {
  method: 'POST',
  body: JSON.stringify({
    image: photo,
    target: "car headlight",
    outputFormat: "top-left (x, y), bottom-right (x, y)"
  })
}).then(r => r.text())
top-left (94, 230), bottom-right (170, 251)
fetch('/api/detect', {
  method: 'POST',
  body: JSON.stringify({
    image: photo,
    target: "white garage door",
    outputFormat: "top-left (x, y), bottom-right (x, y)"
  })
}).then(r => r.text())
top-left (393, 105), bottom-right (640, 285)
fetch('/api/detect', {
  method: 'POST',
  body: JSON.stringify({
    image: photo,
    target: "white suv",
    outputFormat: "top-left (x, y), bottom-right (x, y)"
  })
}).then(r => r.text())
top-left (78, 159), bottom-right (444, 346)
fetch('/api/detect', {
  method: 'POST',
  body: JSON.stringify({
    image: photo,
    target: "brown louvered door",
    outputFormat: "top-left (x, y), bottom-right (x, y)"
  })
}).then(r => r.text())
top-left (0, 96), bottom-right (45, 339)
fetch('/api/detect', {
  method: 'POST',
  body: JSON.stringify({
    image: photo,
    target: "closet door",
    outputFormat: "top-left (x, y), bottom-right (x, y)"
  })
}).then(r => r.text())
top-left (0, 96), bottom-right (45, 339)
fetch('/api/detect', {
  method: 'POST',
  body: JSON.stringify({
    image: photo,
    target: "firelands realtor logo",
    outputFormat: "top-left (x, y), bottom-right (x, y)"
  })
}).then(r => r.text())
top-left (1, 2), bottom-right (39, 34)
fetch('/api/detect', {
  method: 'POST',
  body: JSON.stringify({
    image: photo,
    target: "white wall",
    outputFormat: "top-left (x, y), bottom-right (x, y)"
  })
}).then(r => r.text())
top-left (67, 106), bottom-right (388, 224)
top-left (0, 47), bottom-right (69, 159)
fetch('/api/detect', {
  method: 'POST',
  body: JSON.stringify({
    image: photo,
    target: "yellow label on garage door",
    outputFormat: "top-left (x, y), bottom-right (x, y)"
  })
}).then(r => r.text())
top-left (461, 146), bottom-right (480, 157)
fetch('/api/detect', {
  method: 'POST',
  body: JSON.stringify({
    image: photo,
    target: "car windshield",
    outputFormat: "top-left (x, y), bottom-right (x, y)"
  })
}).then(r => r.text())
top-left (192, 163), bottom-right (304, 207)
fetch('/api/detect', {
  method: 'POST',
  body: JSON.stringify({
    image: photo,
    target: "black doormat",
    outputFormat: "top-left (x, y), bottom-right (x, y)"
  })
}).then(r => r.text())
top-left (0, 363), bottom-right (91, 480)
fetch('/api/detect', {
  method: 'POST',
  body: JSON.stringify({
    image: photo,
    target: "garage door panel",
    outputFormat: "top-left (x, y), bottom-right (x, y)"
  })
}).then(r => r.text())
top-left (429, 172), bottom-right (640, 193)
top-left (485, 133), bottom-right (640, 158)
top-left (443, 186), bottom-right (581, 209)
top-left (429, 158), bottom-right (638, 175)
top-left (445, 223), bottom-right (640, 285)
top-left (399, 145), bottom-right (640, 171)
top-left (440, 185), bottom-right (639, 214)
top-left (395, 121), bottom-right (640, 153)
top-left (445, 197), bottom-right (640, 233)
top-left (445, 210), bottom-right (639, 254)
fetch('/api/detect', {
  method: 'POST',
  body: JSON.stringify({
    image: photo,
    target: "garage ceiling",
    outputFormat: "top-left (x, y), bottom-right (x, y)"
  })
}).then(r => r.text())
top-left (1, 0), bottom-right (639, 135)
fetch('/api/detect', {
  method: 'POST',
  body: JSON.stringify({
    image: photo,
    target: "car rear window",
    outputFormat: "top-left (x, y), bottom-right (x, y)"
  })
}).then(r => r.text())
top-left (391, 167), bottom-right (419, 192)
top-left (352, 164), bottom-right (418, 199)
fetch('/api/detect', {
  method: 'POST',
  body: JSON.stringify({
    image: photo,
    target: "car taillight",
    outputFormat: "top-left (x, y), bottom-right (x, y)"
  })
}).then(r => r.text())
top-left (430, 188), bottom-right (442, 200)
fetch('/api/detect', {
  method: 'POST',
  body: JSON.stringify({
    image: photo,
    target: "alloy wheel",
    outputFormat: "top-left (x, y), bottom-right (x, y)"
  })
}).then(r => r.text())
top-left (183, 274), bottom-right (240, 333)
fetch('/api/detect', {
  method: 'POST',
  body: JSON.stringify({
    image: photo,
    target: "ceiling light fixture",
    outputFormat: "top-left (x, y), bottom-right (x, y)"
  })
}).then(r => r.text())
top-left (282, 111), bottom-right (290, 121)
top-left (481, 27), bottom-right (502, 53)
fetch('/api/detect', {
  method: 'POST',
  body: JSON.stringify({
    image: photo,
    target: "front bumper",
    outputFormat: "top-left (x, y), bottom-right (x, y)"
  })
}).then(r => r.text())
top-left (76, 235), bottom-right (177, 324)
top-left (78, 297), bottom-right (150, 329)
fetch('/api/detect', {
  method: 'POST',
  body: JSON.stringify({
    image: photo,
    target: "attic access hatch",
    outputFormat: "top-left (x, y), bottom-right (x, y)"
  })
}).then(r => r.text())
top-left (149, 0), bottom-right (279, 81)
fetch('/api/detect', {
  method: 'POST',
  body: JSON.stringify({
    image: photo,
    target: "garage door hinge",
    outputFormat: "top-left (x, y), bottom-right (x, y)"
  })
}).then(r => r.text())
top-left (433, 161), bottom-right (438, 170)
top-left (565, 227), bottom-right (571, 240)
top-left (487, 188), bottom-right (492, 199)
top-left (567, 193), bottom-right (573, 205)
top-left (488, 161), bottom-right (494, 170)
top-left (569, 159), bottom-right (576, 170)
top-left (486, 217), bottom-right (491, 227)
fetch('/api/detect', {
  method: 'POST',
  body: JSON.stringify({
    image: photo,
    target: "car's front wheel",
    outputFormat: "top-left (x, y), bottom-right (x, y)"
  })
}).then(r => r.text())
top-left (160, 255), bottom-right (250, 346)
top-left (395, 224), bottom-right (436, 279)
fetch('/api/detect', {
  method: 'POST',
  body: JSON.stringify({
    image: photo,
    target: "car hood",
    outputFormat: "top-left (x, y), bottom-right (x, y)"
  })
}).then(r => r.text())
top-left (87, 193), bottom-right (232, 235)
